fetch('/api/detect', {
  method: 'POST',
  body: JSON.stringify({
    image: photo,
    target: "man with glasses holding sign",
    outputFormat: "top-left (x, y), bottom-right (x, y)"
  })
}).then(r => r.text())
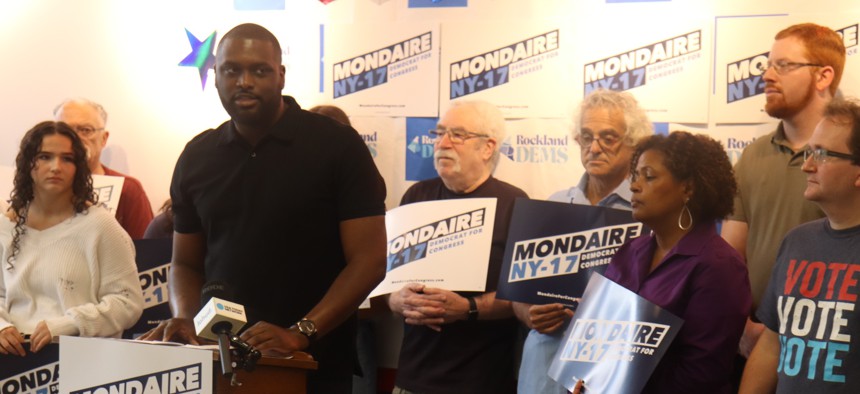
top-left (721, 23), bottom-right (847, 371)
top-left (387, 100), bottom-right (527, 394)
top-left (740, 98), bottom-right (860, 393)
top-left (513, 89), bottom-right (652, 394)
top-left (53, 98), bottom-right (154, 239)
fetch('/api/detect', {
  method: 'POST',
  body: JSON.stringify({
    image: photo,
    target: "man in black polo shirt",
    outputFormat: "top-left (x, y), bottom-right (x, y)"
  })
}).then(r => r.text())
top-left (140, 23), bottom-right (387, 393)
top-left (387, 100), bottom-right (527, 394)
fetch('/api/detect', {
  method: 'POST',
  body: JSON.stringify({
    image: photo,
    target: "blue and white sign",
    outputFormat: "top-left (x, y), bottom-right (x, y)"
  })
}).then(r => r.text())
top-left (325, 23), bottom-right (440, 116)
top-left (369, 198), bottom-right (497, 298)
top-left (549, 273), bottom-right (683, 393)
top-left (440, 20), bottom-right (573, 118)
top-left (496, 200), bottom-right (644, 305)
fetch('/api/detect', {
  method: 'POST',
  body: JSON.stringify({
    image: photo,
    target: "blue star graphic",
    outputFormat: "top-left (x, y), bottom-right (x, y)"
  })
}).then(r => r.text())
top-left (178, 29), bottom-right (217, 90)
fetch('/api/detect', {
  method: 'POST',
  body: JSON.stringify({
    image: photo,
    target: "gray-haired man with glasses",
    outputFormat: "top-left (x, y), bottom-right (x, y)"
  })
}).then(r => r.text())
top-left (722, 22), bottom-right (847, 384)
top-left (513, 89), bottom-right (652, 394)
top-left (388, 100), bottom-right (527, 394)
top-left (54, 98), bottom-right (154, 239)
top-left (740, 97), bottom-right (860, 393)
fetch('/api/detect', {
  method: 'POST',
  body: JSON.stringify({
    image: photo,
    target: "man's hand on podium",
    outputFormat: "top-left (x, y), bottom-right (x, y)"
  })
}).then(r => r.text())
top-left (0, 326), bottom-right (26, 356)
top-left (241, 321), bottom-right (309, 357)
top-left (138, 317), bottom-right (201, 345)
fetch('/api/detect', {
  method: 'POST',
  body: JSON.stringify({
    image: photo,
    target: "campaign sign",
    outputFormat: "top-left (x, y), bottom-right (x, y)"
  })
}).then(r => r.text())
top-left (0, 343), bottom-right (59, 394)
top-left (91, 175), bottom-right (125, 216)
top-left (493, 118), bottom-right (582, 201)
top-left (325, 22), bottom-right (440, 117)
top-left (496, 199), bottom-right (644, 305)
top-left (440, 21), bottom-right (572, 118)
top-left (549, 273), bottom-right (683, 393)
top-left (60, 336), bottom-right (212, 394)
top-left (123, 238), bottom-right (173, 339)
top-left (368, 198), bottom-right (496, 298)
top-left (572, 9), bottom-right (710, 123)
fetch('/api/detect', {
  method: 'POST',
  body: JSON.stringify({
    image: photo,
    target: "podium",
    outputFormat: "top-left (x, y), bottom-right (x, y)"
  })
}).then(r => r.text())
top-left (214, 351), bottom-right (318, 393)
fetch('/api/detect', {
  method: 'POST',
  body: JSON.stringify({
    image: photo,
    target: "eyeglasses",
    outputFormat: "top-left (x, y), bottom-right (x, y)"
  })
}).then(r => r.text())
top-left (577, 132), bottom-right (622, 150)
top-left (429, 128), bottom-right (489, 144)
top-left (803, 147), bottom-right (856, 164)
top-left (756, 60), bottom-right (823, 75)
top-left (71, 125), bottom-right (104, 137)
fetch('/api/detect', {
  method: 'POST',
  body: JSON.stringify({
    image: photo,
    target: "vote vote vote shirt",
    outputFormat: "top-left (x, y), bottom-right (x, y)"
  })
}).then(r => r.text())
top-left (758, 219), bottom-right (860, 393)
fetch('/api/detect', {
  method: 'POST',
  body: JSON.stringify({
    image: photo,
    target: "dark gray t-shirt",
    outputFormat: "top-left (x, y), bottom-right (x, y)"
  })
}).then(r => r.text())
top-left (757, 219), bottom-right (860, 393)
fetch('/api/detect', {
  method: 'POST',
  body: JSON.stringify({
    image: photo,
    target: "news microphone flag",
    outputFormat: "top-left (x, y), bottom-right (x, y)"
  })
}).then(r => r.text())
top-left (193, 297), bottom-right (247, 341)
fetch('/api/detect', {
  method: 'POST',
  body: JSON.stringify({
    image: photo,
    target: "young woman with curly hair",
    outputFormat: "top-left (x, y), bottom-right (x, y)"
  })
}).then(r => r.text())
top-left (0, 121), bottom-right (143, 356)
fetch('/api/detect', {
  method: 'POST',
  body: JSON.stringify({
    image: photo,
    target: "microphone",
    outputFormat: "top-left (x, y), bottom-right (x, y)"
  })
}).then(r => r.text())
top-left (194, 281), bottom-right (260, 378)
top-left (194, 281), bottom-right (247, 342)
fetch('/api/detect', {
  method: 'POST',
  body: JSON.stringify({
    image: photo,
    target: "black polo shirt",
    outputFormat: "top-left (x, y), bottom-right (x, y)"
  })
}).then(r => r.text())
top-left (170, 96), bottom-right (386, 382)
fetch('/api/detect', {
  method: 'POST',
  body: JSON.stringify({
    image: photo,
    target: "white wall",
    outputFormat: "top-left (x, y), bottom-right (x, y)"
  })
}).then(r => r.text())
top-left (0, 0), bottom-right (857, 210)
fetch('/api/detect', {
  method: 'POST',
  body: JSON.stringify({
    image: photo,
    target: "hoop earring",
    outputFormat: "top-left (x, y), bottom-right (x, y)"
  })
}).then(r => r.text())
top-left (678, 199), bottom-right (693, 231)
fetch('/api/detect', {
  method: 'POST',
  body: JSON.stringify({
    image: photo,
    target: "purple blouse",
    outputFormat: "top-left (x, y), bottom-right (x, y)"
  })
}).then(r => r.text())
top-left (604, 222), bottom-right (751, 393)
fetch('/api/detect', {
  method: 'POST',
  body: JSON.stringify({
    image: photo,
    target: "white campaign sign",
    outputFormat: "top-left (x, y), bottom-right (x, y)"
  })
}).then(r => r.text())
top-left (439, 20), bottom-right (573, 118)
top-left (59, 336), bottom-right (213, 394)
top-left (370, 198), bottom-right (496, 298)
top-left (325, 23), bottom-right (440, 117)
top-left (91, 174), bottom-right (124, 216)
top-left (572, 10), bottom-right (711, 123)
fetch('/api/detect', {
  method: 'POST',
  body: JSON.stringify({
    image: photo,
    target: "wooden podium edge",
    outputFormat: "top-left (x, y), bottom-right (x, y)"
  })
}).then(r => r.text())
top-left (212, 350), bottom-right (318, 370)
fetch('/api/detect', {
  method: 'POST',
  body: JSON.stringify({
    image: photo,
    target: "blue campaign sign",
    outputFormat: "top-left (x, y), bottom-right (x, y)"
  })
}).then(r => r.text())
top-left (549, 273), bottom-right (683, 393)
top-left (124, 238), bottom-right (173, 339)
top-left (0, 343), bottom-right (60, 393)
top-left (496, 199), bottom-right (645, 305)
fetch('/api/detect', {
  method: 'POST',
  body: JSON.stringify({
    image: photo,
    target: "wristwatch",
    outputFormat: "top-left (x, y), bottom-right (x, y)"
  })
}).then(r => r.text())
top-left (467, 297), bottom-right (479, 321)
top-left (295, 318), bottom-right (318, 341)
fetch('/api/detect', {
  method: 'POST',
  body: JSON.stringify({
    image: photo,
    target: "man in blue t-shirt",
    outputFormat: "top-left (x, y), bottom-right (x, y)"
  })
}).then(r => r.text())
top-left (740, 98), bottom-right (860, 393)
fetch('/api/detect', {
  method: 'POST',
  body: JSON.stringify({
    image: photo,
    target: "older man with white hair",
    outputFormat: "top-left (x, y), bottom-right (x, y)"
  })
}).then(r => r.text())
top-left (514, 89), bottom-right (653, 394)
top-left (388, 100), bottom-right (528, 394)
top-left (54, 98), bottom-right (153, 238)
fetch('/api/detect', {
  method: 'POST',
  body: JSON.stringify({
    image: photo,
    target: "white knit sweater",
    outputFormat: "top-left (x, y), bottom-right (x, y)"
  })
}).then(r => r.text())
top-left (0, 206), bottom-right (144, 338)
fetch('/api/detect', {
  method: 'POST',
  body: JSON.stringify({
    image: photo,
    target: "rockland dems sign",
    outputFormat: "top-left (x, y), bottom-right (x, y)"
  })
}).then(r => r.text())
top-left (69, 364), bottom-right (202, 394)
top-left (449, 30), bottom-right (559, 99)
top-left (333, 32), bottom-right (433, 98)
top-left (387, 208), bottom-right (486, 271)
top-left (500, 134), bottom-right (569, 164)
top-left (361, 131), bottom-right (378, 158)
top-left (726, 24), bottom-right (858, 103)
top-left (584, 30), bottom-right (701, 95)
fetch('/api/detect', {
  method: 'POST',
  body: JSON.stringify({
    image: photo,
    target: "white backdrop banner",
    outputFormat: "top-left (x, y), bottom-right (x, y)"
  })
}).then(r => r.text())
top-left (712, 15), bottom-right (790, 124)
top-left (573, 12), bottom-right (711, 123)
top-left (325, 23), bottom-right (441, 117)
top-left (439, 20), bottom-right (573, 118)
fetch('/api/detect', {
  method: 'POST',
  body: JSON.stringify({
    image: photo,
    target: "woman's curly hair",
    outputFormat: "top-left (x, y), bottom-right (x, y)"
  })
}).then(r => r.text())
top-left (630, 131), bottom-right (737, 223)
top-left (6, 121), bottom-right (97, 269)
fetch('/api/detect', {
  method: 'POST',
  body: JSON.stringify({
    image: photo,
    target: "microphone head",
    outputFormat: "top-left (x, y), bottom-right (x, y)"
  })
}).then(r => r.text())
top-left (194, 282), bottom-right (247, 340)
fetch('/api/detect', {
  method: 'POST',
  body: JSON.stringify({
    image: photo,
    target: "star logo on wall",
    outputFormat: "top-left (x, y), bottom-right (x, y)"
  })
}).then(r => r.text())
top-left (179, 29), bottom-right (217, 90)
